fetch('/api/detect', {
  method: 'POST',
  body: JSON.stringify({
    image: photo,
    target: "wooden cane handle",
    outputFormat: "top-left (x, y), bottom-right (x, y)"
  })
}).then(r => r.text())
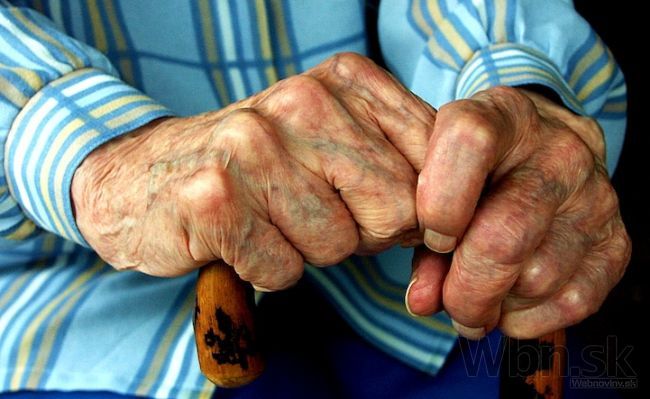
top-left (527, 330), bottom-right (566, 398)
top-left (501, 329), bottom-right (566, 398)
top-left (194, 261), bottom-right (264, 388)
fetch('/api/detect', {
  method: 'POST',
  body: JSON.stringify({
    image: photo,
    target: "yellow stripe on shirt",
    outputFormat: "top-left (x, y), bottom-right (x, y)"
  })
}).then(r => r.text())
top-left (9, 8), bottom-right (83, 69)
top-left (425, 0), bottom-right (473, 61)
top-left (0, 74), bottom-right (29, 106)
top-left (26, 260), bottom-right (109, 389)
top-left (0, 270), bottom-right (34, 310)
top-left (492, 0), bottom-right (508, 43)
top-left (10, 258), bottom-right (105, 390)
top-left (569, 39), bottom-right (604, 88)
top-left (0, 63), bottom-right (44, 94)
top-left (88, 94), bottom-right (151, 118)
top-left (270, 0), bottom-right (296, 77)
top-left (577, 57), bottom-right (615, 101)
top-left (411, 0), bottom-right (459, 70)
top-left (198, 0), bottom-right (230, 105)
top-left (86, 0), bottom-right (108, 53)
top-left (135, 291), bottom-right (195, 396)
top-left (4, 218), bottom-right (36, 240)
top-left (344, 260), bottom-right (457, 335)
top-left (104, 0), bottom-right (135, 84)
top-left (255, 0), bottom-right (279, 85)
top-left (38, 118), bottom-right (97, 236)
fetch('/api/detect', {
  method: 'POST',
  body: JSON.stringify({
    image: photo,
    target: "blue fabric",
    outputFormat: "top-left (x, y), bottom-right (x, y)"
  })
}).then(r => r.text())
top-left (0, 282), bottom-right (622, 399)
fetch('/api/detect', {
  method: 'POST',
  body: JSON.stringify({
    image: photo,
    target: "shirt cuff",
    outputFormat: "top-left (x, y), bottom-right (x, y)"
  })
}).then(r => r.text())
top-left (455, 42), bottom-right (584, 115)
top-left (4, 68), bottom-right (174, 245)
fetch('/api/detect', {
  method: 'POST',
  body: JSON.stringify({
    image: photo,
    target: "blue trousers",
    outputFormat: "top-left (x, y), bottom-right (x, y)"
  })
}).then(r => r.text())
top-left (1, 281), bottom-right (621, 399)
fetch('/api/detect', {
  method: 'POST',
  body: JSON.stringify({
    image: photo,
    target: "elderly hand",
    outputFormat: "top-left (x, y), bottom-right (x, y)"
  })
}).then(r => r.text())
top-left (71, 53), bottom-right (435, 290)
top-left (407, 86), bottom-right (631, 339)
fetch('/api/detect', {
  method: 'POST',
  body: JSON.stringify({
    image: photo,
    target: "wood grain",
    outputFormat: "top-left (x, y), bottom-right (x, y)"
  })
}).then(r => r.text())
top-left (194, 261), bottom-right (264, 388)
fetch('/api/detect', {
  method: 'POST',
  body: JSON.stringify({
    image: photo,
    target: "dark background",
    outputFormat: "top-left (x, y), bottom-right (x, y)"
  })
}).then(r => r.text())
top-left (575, 1), bottom-right (647, 397)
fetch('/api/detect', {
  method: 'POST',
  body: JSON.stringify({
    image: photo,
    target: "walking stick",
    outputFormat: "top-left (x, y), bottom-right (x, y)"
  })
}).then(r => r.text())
top-left (193, 261), bottom-right (265, 388)
top-left (501, 329), bottom-right (566, 398)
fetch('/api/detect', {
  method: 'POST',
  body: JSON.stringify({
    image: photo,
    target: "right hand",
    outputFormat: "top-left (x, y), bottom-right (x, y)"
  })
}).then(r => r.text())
top-left (71, 53), bottom-right (437, 290)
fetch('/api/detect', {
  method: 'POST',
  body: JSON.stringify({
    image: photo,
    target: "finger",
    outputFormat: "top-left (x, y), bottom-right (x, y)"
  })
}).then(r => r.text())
top-left (417, 87), bottom-right (532, 253)
top-left (231, 220), bottom-right (307, 291)
top-left (509, 168), bottom-right (617, 303)
top-left (500, 217), bottom-right (631, 339)
top-left (227, 109), bottom-right (360, 266)
top-left (442, 156), bottom-right (569, 336)
top-left (506, 218), bottom-right (586, 304)
top-left (177, 164), bottom-right (305, 291)
top-left (222, 109), bottom-right (359, 267)
top-left (307, 52), bottom-right (437, 172)
top-left (177, 109), bottom-right (314, 290)
top-left (406, 246), bottom-right (450, 316)
top-left (136, 180), bottom-right (205, 277)
top-left (255, 75), bottom-right (419, 254)
top-left (268, 156), bottom-right (359, 266)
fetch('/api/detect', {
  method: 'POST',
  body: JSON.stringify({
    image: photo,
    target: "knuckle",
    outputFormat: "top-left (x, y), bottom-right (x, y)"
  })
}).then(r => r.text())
top-left (438, 102), bottom-right (500, 156)
top-left (483, 85), bottom-right (537, 117)
top-left (221, 107), bottom-right (266, 126)
top-left (557, 287), bottom-right (599, 325)
top-left (516, 262), bottom-right (560, 298)
top-left (469, 124), bottom-right (500, 156)
top-left (609, 226), bottom-right (632, 278)
top-left (554, 132), bottom-right (595, 182)
top-left (280, 74), bottom-right (329, 101)
top-left (178, 167), bottom-right (231, 214)
top-left (325, 52), bottom-right (373, 80)
top-left (597, 182), bottom-right (621, 220)
top-left (263, 75), bottom-right (332, 116)
top-left (218, 108), bottom-right (277, 152)
top-left (578, 117), bottom-right (606, 158)
top-left (468, 216), bottom-right (532, 265)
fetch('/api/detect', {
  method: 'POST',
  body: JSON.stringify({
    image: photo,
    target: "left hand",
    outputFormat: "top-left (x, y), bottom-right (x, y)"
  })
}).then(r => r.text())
top-left (406, 86), bottom-right (631, 339)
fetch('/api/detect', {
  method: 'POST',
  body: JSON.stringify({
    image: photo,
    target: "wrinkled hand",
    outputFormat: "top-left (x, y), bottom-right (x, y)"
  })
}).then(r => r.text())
top-left (71, 53), bottom-right (436, 290)
top-left (407, 86), bottom-right (631, 339)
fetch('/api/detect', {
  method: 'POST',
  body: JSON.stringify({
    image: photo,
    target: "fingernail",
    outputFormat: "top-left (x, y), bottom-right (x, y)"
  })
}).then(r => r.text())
top-left (252, 284), bottom-right (272, 292)
top-left (424, 229), bottom-right (456, 253)
top-left (405, 277), bottom-right (419, 317)
top-left (452, 319), bottom-right (486, 340)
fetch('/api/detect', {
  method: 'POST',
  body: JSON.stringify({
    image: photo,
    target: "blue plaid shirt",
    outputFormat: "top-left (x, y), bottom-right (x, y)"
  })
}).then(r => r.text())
top-left (0, 1), bottom-right (625, 397)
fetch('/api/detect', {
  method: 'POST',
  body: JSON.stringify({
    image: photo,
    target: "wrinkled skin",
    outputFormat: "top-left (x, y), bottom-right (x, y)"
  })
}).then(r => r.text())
top-left (71, 53), bottom-right (631, 339)
top-left (72, 53), bottom-right (435, 290)
top-left (408, 86), bottom-right (631, 339)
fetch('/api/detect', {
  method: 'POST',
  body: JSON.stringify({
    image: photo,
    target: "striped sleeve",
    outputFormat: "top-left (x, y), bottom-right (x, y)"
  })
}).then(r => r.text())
top-left (379, 0), bottom-right (626, 173)
top-left (0, 5), bottom-right (172, 249)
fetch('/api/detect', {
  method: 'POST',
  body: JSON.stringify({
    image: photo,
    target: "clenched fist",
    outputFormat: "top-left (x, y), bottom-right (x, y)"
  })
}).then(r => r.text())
top-left (71, 53), bottom-right (435, 290)
top-left (408, 86), bottom-right (631, 339)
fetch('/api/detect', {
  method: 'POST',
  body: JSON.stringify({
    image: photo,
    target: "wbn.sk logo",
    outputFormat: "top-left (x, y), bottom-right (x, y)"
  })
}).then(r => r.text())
top-left (458, 335), bottom-right (637, 390)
